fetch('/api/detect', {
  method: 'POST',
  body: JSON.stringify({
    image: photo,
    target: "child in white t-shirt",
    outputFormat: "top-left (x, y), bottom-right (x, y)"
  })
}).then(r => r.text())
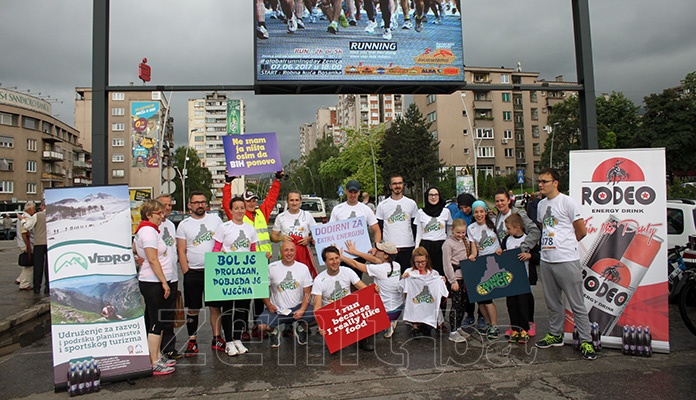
top-left (341, 240), bottom-right (403, 338)
top-left (399, 247), bottom-right (448, 338)
top-left (466, 200), bottom-right (501, 340)
top-left (500, 213), bottom-right (533, 344)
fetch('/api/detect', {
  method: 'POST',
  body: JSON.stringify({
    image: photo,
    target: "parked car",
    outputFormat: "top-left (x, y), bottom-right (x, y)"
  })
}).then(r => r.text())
top-left (167, 213), bottom-right (190, 228)
top-left (667, 199), bottom-right (696, 249)
top-left (284, 196), bottom-right (327, 223)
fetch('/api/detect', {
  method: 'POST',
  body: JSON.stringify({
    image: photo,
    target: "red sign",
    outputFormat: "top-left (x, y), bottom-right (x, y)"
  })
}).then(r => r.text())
top-left (138, 58), bottom-right (151, 82)
top-left (314, 284), bottom-right (390, 354)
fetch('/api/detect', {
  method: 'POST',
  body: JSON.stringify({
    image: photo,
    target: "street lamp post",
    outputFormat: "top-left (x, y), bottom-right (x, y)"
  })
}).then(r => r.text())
top-left (460, 93), bottom-right (479, 198)
top-left (367, 129), bottom-right (378, 205)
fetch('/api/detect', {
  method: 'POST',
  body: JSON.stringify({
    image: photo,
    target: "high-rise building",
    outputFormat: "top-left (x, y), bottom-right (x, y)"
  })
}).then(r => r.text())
top-left (187, 92), bottom-right (245, 209)
top-left (74, 87), bottom-right (174, 192)
top-left (0, 88), bottom-right (91, 210)
top-left (413, 67), bottom-right (574, 182)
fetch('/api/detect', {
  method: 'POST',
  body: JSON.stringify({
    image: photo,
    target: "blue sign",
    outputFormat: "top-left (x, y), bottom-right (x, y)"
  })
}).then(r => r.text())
top-left (517, 170), bottom-right (525, 185)
top-left (337, 185), bottom-right (345, 197)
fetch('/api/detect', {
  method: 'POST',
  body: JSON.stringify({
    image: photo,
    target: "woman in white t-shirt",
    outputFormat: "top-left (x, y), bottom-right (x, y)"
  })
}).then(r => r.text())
top-left (271, 191), bottom-right (317, 277)
top-left (134, 199), bottom-right (176, 375)
top-left (212, 196), bottom-right (260, 357)
top-left (341, 240), bottom-right (403, 338)
top-left (414, 186), bottom-right (452, 277)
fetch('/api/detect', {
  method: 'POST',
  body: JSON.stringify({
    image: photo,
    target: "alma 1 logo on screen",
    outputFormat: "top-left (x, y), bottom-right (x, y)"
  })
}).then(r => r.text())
top-left (254, 3), bottom-right (464, 84)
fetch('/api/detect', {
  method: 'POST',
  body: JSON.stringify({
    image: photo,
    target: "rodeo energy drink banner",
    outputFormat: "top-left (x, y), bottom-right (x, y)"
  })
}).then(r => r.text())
top-left (46, 185), bottom-right (151, 389)
top-left (569, 149), bottom-right (669, 353)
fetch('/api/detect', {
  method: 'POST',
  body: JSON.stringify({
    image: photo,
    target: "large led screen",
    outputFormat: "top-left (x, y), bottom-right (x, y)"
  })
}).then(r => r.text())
top-left (254, 2), bottom-right (464, 85)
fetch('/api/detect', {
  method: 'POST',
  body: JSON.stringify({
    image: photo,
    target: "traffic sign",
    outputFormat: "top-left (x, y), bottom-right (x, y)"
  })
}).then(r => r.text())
top-left (161, 180), bottom-right (177, 195)
top-left (517, 170), bottom-right (525, 185)
top-left (337, 185), bottom-right (345, 197)
top-left (162, 167), bottom-right (176, 180)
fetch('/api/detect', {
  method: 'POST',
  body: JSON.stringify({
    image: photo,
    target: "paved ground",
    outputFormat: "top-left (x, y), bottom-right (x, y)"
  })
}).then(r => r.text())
top-left (1, 240), bottom-right (696, 399)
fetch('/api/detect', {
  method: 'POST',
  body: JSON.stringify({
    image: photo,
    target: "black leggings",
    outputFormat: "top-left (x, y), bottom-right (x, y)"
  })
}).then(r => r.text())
top-left (448, 279), bottom-right (468, 329)
top-left (221, 299), bottom-right (251, 342)
top-left (139, 280), bottom-right (176, 335)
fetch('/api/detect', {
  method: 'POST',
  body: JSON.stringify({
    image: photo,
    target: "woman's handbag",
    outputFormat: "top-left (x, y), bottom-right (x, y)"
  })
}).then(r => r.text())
top-left (18, 252), bottom-right (32, 267)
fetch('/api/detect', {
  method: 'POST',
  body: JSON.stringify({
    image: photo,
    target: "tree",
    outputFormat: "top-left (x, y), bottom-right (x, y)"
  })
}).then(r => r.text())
top-left (380, 103), bottom-right (442, 198)
top-left (641, 71), bottom-right (696, 174)
top-left (320, 126), bottom-right (384, 198)
top-left (171, 146), bottom-right (213, 209)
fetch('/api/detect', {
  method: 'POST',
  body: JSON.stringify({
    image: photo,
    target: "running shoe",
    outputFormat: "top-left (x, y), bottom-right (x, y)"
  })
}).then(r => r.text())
top-left (225, 342), bottom-right (239, 356)
top-left (518, 330), bottom-right (530, 344)
top-left (433, 17), bottom-right (442, 25)
top-left (327, 21), bottom-right (338, 34)
top-left (157, 356), bottom-right (176, 367)
top-left (338, 14), bottom-right (349, 28)
top-left (535, 333), bottom-right (564, 348)
top-left (163, 350), bottom-right (183, 360)
top-left (211, 336), bottom-right (226, 352)
top-left (270, 327), bottom-right (281, 348)
top-left (152, 359), bottom-right (175, 376)
top-left (508, 331), bottom-right (520, 343)
top-left (476, 316), bottom-right (487, 332)
top-left (287, 15), bottom-right (298, 33)
top-left (184, 340), bottom-right (198, 357)
top-left (461, 316), bottom-right (475, 327)
top-left (505, 328), bottom-right (514, 338)
top-left (256, 26), bottom-right (269, 40)
top-left (348, 18), bottom-right (357, 26)
top-left (402, 20), bottom-right (413, 30)
top-left (365, 20), bottom-right (378, 33)
top-left (297, 18), bottom-right (305, 29)
top-left (384, 320), bottom-right (398, 338)
top-left (580, 341), bottom-right (597, 360)
top-left (234, 340), bottom-right (249, 354)
top-left (448, 331), bottom-right (468, 343)
top-left (295, 324), bottom-right (308, 345)
top-left (528, 322), bottom-right (537, 337)
top-left (486, 325), bottom-right (500, 340)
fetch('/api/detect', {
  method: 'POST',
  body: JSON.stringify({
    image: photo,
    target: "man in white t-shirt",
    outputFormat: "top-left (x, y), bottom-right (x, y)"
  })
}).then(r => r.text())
top-left (176, 192), bottom-right (224, 356)
top-left (330, 180), bottom-right (381, 278)
top-left (256, 241), bottom-right (314, 347)
top-left (533, 168), bottom-right (596, 361)
top-left (312, 245), bottom-right (374, 351)
top-left (376, 174), bottom-right (418, 274)
top-left (156, 194), bottom-right (181, 359)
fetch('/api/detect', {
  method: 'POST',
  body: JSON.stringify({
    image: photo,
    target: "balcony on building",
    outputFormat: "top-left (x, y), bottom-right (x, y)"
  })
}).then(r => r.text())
top-left (472, 73), bottom-right (491, 83)
top-left (73, 176), bottom-right (92, 186)
top-left (42, 150), bottom-right (64, 161)
top-left (474, 111), bottom-right (494, 127)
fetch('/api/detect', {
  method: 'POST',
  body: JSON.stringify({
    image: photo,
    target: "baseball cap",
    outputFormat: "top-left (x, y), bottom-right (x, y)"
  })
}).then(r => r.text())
top-left (242, 190), bottom-right (258, 201)
top-left (376, 241), bottom-right (398, 255)
top-left (346, 180), bottom-right (361, 192)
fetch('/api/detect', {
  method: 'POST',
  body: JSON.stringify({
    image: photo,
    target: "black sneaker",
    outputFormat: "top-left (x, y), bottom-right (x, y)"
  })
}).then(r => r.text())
top-left (535, 333), bottom-right (564, 349)
top-left (211, 336), bottom-right (226, 352)
top-left (580, 341), bottom-right (597, 360)
top-left (164, 350), bottom-right (183, 360)
top-left (184, 340), bottom-right (198, 357)
top-left (270, 327), bottom-right (281, 348)
top-left (358, 336), bottom-right (374, 351)
top-left (295, 323), bottom-right (308, 345)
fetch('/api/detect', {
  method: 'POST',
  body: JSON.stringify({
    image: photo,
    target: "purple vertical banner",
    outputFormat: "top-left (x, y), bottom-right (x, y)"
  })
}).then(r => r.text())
top-left (223, 132), bottom-right (283, 176)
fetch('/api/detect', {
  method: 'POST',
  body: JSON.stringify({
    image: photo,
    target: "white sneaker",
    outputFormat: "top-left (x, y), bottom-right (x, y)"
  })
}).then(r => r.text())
top-left (365, 20), bottom-right (378, 33)
top-left (384, 320), bottom-right (398, 338)
top-left (382, 28), bottom-right (392, 40)
top-left (288, 15), bottom-right (298, 33)
top-left (225, 342), bottom-right (238, 356)
top-left (402, 20), bottom-right (413, 30)
top-left (456, 327), bottom-right (472, 338)
top-left (449, 331), bottom-right (468, 343)
top-left (391, 15), bottom-right (398, 30)
top-left (233, 340), bottom-right (248, 354)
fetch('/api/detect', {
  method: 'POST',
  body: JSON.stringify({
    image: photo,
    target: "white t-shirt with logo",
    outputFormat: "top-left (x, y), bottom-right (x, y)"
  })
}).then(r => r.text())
top-left (537, 193), bottom-right (583, 263)
top-left (268, 260), bottom-right (313, 310)
top-left (399, 271), bottom-right (447, 328)
top-left (311, 267), bottom-right (360, 307)
top-left (135, 225), bottom-right (176, 282)
top-left (414, 208), bottom-right (452, 241)
top-left (329, 202), bottom-right (378, 226)
top-left (366, 261), bottom-right (403, 312)
top-left (160, 218), bottom-right (178, 280)
top-left (467, 222), bottom-right (501, 256)
top-left (272, 209), bottom-right (316, 238)
top-left (176, 214), bottom-right (223, 270)
top-left (213, 221), bottom-right (259, 252)
top-left (503, 233), bottom-right (529, 276)
top-left (376, 196), bottom-right (418, 248)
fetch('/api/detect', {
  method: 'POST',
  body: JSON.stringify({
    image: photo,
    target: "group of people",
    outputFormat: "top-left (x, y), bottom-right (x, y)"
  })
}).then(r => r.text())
top-left (255, 0), bottom-right (462, 40)
top-left (134, 166), bottom-right (597, 375)
top-left (14, 201), bottom-right (49, 294)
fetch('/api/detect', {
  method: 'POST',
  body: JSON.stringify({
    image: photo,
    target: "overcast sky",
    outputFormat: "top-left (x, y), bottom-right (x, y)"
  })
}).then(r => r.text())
top-left (2, 0), bottom-right (695, 165)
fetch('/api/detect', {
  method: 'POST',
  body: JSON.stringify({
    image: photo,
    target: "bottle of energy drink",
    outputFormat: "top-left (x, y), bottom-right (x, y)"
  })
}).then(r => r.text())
top-left (94, 359), bottom-right (101, 391)
top-left (572, 325), bottom-right (579, 350)
top-left (77, 361), bottom-right (85, 395)
top-left (644, 326), bottom-right (652, 357)
top-left (621, 325), bottom-right (630, 355)
top-left (636, 326), bottom-right (644, 356)
top-left (68, 363), bottom-right (77, 397)
top-left (629, 325), bottom-right (637, 355)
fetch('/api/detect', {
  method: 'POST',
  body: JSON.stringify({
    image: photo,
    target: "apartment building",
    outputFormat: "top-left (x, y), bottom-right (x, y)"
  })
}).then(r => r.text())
top-left (187, 92), bottom-right (245, 209)
top-left (413, 67), bottom-right (573, 182)
top-left (0, 88), bottom-right (91, 210)
top-left (74, 87), bottom-right (174, 191)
